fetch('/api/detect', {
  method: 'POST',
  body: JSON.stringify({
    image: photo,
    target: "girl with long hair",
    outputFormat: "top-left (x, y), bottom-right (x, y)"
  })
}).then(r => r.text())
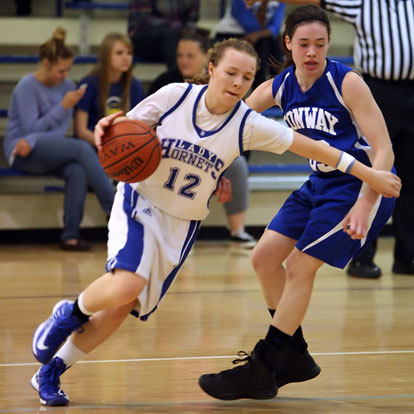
top-left (74, 32), bottom-right (145, 146)
top-left (199, 5), bottom-right (400, 400)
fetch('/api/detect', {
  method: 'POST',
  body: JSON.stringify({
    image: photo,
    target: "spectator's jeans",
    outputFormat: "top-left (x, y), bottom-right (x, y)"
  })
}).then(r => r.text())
top-left (13, 136), bottom-right (114, 241)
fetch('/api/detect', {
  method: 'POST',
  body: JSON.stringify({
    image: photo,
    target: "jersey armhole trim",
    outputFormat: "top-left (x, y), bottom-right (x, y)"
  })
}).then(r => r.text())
top-left (159, 83), bottom-right (193, 125)
top-left (238, 108), bottom-right (252, 156)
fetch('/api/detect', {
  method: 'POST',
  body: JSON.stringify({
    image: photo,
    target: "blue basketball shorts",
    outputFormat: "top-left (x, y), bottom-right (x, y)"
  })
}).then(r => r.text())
top-left (267, 174), bottom-right (395, 268)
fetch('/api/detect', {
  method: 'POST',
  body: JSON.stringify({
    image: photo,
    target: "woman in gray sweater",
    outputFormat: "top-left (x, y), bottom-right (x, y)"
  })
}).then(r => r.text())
top-left (4, 27), bottom-right (114, 250)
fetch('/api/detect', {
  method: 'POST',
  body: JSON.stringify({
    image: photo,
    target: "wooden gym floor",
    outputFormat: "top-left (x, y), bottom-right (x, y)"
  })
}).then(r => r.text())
top-left (0, 236), bottom-right (413, 413)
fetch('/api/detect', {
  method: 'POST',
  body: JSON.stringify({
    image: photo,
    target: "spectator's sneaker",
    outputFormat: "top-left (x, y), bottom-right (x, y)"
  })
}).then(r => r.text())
top-left (32, 300), bottom-right (85, 364)
top-left (276, 346), bottom-right (321, 388)
top-left (230, 230), bottom-right (257, 249)
top-left (199, 340), bottom-right (278, 400)
top-left (31, 357), bottom-right (69, 406)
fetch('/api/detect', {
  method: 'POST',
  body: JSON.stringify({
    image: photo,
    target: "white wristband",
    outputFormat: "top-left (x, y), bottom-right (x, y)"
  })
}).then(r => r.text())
top-left (336, 151), bottom-right (356, 173)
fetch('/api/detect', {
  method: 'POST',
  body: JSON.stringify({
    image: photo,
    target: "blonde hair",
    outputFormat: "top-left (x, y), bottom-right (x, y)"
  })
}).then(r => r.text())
top-left (39, 27), bottom-right (74, 65)
top-left (91, 32), bottom-right (134, 117)
top-left (191, 38), bottom-right (260, 85)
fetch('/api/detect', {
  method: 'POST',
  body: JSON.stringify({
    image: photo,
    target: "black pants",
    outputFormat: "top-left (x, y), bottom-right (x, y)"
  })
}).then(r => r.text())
top-left (353, 76), bottom-right (414, 264)
top-left (131, 25), bottom-right (180, 69)
top-left (15, 0), bottom-right (31, 15)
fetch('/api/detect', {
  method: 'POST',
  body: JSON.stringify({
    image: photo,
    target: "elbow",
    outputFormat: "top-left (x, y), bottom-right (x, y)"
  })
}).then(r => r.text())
top-left (373, 145), bottom-right (395, 170)
top-left (385, 144), bottom-right (395, 168)
top-left (389, 150), bottom-right (395, 167)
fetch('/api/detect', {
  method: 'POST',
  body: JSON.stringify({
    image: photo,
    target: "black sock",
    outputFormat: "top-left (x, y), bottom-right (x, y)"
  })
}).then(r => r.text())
top-left (72, 299), bottom-right (90, 321)
top-left (267, 309), bottom-right (307, 351)
top-left (290, 325), bottom-right (308, 352)
top-left (265, 325), bottom-right (291, 349)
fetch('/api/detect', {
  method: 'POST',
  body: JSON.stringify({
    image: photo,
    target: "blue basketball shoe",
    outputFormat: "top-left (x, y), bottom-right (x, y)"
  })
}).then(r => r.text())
top-left (31, 357), bottom-right (69, 406)
top-left (32, 300), bottom-right (86, 364)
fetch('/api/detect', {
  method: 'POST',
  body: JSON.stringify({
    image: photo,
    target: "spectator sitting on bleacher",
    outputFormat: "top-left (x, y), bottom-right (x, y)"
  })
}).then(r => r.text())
top-left (74, 32), bottom-right (145, 146)
top-left (3, 27), bottom-right (115, 251)
top-left (214, 0), bottom-right (285, 89)
top-left (148, 33), bottom-right (257, 247)
top-left (128, 0), bottom-right (200, 69)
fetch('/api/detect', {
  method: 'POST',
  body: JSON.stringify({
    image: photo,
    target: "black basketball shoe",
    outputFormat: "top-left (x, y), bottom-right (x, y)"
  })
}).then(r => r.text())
top-left (199, 340), bottom-right (280, 400)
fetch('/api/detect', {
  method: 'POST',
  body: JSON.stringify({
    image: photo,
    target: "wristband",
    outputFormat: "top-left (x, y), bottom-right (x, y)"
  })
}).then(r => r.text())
top-left (336, 151), bottom-right (356, 173)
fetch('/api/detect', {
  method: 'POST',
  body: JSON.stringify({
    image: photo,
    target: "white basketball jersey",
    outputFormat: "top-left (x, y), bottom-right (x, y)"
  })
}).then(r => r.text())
top-left (126, 83), bottom-right (292, 220)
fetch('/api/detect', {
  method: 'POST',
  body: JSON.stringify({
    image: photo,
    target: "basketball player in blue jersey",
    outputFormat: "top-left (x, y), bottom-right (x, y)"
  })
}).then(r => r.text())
top-left (31, 37), bottom-right (400, 406)
top-left (199, 6), bottom-right (400, 400)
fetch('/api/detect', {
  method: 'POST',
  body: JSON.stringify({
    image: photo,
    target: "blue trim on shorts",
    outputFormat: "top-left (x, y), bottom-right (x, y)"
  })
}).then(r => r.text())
top-left (139, 219), bottom-right (201, 321)
top-left (106, 184), bottom-right (144, 274)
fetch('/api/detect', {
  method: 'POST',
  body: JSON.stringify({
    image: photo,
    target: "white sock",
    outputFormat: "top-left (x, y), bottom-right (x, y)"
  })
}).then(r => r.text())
top-left (55, 338), bottom-right (86, 368)
top-left (77, 291), bottom-right (93, 316)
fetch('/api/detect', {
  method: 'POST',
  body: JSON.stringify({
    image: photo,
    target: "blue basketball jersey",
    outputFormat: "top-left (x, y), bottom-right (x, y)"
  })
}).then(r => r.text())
top-left (269, 59), bottom-right (395, 268)
top-left (273, 59), bottom-right (373, 175)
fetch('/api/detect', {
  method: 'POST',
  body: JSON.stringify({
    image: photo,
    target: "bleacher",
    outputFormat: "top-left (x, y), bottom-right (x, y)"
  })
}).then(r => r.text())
top-left (0, 0), bottom-right (355, 231)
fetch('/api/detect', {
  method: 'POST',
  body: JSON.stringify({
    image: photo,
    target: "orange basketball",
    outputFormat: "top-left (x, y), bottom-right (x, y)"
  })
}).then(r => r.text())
top-left (99, 119), bottom-right (161, 183)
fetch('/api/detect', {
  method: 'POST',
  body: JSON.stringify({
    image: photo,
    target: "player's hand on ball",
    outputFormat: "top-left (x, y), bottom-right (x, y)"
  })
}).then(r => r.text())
top-left (214, 176), bottom-right (232, 204)
top-left (98, 119), bottom-right (161, 183)
top-left (94, 111), bottom-right (126, 151)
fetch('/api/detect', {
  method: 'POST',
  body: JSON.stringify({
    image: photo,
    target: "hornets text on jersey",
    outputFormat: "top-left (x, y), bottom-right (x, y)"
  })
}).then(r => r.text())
top-left (125, 82), bottom-right (293, 220)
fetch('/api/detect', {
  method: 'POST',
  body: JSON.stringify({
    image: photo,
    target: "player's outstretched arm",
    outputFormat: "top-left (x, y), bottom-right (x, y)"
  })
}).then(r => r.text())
top-left (289, 132), bottom-right (401, 198)
top-left (94, 111), bottom-right (126, 151)
top-left (245, 79), bottom-right (274, 113)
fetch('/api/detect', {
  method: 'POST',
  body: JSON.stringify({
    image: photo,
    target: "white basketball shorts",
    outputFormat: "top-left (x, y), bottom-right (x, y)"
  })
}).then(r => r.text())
top-left (106, 183), bottom-right (201, 320)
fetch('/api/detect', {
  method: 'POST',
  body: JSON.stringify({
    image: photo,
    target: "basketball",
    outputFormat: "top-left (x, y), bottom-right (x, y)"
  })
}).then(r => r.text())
top-left (99, 119), bottom-right (162, 183)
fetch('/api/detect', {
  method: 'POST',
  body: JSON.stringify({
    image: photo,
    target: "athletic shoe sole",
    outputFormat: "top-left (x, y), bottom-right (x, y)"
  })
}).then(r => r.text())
top-left (198, 376), bottom-right (277, 400)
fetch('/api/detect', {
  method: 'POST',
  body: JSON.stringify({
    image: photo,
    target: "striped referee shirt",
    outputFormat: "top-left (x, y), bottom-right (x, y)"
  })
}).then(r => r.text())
top-left (321, 0), bottom-right (414, 81)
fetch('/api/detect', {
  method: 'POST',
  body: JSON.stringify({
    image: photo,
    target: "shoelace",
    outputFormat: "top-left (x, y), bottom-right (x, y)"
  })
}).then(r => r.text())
top-left (43, 309), bottom-right (60, 330)
top-left (232, 350), bottom-right (251, 365)
top-left (50, 305), bottom-right (83, 337)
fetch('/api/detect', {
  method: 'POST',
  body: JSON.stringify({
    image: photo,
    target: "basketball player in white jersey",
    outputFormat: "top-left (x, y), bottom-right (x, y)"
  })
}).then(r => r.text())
top-left (31, 38), bottom-right (400, 406)
top-left (199, 6), bottom-right (399, 400)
